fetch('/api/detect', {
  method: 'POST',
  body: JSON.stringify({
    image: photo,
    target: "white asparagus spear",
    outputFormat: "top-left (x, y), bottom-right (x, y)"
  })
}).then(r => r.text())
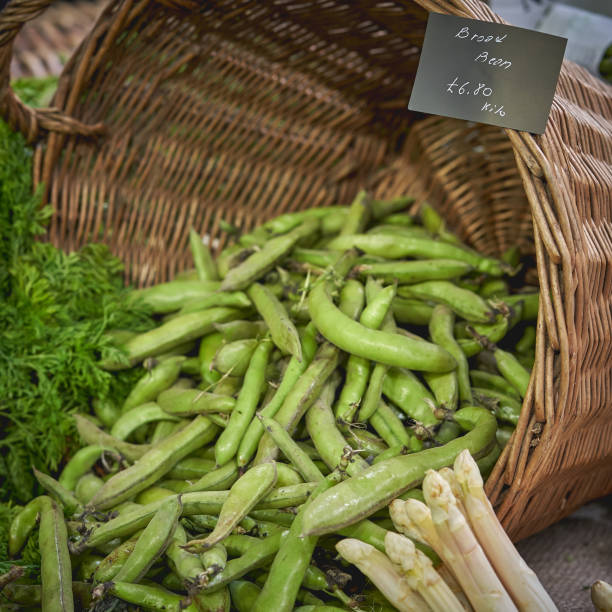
top-left (438, 467), bottom-right (468, 517)
top-left (335, 538), bottom-right (429, 612)
top-left (391, 497), bottom-right (486, 608)
top-left (438, 563), bottom-right (474, 611)
top-left (385, 531), bottom-right (466, 612)
top-left (454, 449), bottom-right (558, 612)
top-left (390, 497), bottom-right (442, 550)
top-left (423, 469), bottom-right (518, 612)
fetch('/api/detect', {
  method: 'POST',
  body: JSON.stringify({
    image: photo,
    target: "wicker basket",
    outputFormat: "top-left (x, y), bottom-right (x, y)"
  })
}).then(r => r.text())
top-left (1, 0), bottom-right (611, 542)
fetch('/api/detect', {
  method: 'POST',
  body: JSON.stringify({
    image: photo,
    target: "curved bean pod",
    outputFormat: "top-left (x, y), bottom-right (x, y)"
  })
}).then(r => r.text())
top-left (184, 462), bottom-right (278, 552)
top-left (101, 307), bottom-right (240, 370)
top-left (215, 338), bottom-right (273, 466)
top-left (89, 416), bottom-right (218, 510)
top-left (122, 356), bottom-right (185, 413)
top-left (58, 445), bottom-right (113, 491)
top-left (326, 233), bottom-right (506, 276)
top-left (300, 407), bottom-right (497, 536)
top-left (248, 283), bottom-right (302, 361)
top-left (355, 259), bottom-right (472, 284)
top-left (220, 218), bottom-right (318, 291)
top-left (8, 497), bottom-right (43, 557)
top-left (158, 388), bottom-right (236, 417)
top-left (130, 280), bottom-right (221, 313)
top-left (111, 402), bottom-right (180, 440)
top-left (308, 281), bottom-right (456, 373)
top-left (113, 495), bottom-right (182, 583)
top-left (33, 469), bottom-right (83, 517)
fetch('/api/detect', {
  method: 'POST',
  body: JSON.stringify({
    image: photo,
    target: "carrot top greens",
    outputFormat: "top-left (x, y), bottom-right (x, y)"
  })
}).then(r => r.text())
top-left (0, 119), bottom-right (154, 506)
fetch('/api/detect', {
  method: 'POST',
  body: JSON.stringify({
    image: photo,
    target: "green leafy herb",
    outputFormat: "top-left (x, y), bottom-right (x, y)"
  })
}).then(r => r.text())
top-left (0, 118), bottom-right (154, 505)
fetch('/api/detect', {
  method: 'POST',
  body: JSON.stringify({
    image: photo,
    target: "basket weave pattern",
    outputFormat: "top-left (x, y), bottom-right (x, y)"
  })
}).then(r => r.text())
top-left (1, 0), bottom-right (611, 541)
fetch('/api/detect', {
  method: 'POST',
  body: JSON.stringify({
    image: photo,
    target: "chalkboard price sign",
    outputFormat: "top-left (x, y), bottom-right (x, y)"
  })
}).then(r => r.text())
top-left (408, 14), bottom-right (567, 134)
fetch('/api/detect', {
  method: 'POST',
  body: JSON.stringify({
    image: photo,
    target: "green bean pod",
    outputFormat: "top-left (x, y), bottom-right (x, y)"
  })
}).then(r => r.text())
top-left (230, 580), bottom-right (262, 612)
top-left (93, 533), bottom-right (140, 582)
top-left (479, 278), bottom-right (509, 298)
top-left (213, 320), bottom-right (268, 341)
top-left (184, 462), bottom-right (278, 552)
top-left (113, 496), bottom-right (182, 583)
top-left (198, 332), bottom-right (224, 385)
top-left (423, 370), bottom-right (459, 412)
top-left (429, 304), bottom-right (472, 405)
top-left (379, 212), bottom-right (414, 226)
top-left (252, 475), bottom-right (339, 612)
top-left (254, 342), bottom-right (339, 465)
top-left (354, 259), bottom-right (472, 284)
top-left (203, 531), bottom-right (289, 592)
top-left (122, 356), bottom-right (186, 413)
top-left (92, 398), bottom-right (121, 429)
top-left (516, 325), bottom-right (536, 354)
top-left (358, 362), bottom-right (388, 421)
top-left (391, 296), bottom-right (434, 326)
top-left (8, 496), bottom-right (43, 557)
top-left (107, 582), bottom-right (187, 611)
top-left (306, 389), bottom-right (369, 476)
top-left (301, 406), bottom-right (497, 536)
top-left (33, 469), bottom-right (83, 517)
top-left (469, 369), bottom-right (521, 400)
top-left (369, 401), bottom-right (422, 451)
top-left (130, 280), bottom-right (221, 313)
top-left (399, 281), bottom-right (495, 323)
top-left (493, 347), bottom-right (531, 398)
top-left (215, 339), bottom-right (273, 466)
top-left (237, 323), bottom-right (318, 467)
top-left (292, 248), bottom-right (339, 269)
top-left (458, 312), bottom-right (513, 357)
top-left (308, 281), bottom-right (456, 373)
top-left (220, 218), bottom-right (318, 291)
top-left (500, 292), bottom-right (539, 320)
top-left (211, 338), bottom-right (258, 376)
top-left (111, 402), bottom-right (180, 440)
top-left (200, 542), bottom-right (228, 576)
top-left (248, 283), bottom-right (302, 361)
top-left (166, 457), bottom-right (216, 480)
top-left (39, 497), bottom-right (73, 612)
top-left (419, 202), bottom-right (462, 245)
top-left (74, 473), bottom-right (104, 504)
top-left (326, 233), bottom-right (507, 276)
top-left (258, 413), bottom-right (325, 483)
top-left (58, 445), bottom-right (113, 491)
top-left (275, 463), bottom-right (304, 486)
top-left (89, 416), bottom-right (218, 510)
top-left (337, 278), bottom-right (366, 320)
top-left (183, 461), bottom-right (239, 493)
top-left (472, 387), bottom-right (523, 425)
top-left (338, 189), bottom-right (371, 236)
top-left (367, 224), bottom-right (435, 239)
top-left (102, 307), bottom-right (241, 369)
top-left (192, 586), bottom-right (231, 611)
top-left (189, 227), bottom-right (219, 281)
top-left (166, 524), bottom-right (207, 588)
top-left (158, 388), bottom-right (236, 416)
top-left (382, 368), bottom-right (438, 426)
top-left (73, 416), bottom-right (148, 463)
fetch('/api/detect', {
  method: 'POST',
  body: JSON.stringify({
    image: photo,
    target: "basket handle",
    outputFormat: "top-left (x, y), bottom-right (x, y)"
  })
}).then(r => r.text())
top-left (0, 0), bottom-right (105, 143)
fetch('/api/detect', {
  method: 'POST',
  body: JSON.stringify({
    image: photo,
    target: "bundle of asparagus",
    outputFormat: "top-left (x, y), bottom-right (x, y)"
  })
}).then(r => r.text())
top-left (336, 449), bottom-right (557, 612)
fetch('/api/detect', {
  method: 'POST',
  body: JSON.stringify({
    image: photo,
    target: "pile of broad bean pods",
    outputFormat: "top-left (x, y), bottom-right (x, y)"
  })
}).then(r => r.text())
top-left (4, 193), bottom-right (539, 611)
